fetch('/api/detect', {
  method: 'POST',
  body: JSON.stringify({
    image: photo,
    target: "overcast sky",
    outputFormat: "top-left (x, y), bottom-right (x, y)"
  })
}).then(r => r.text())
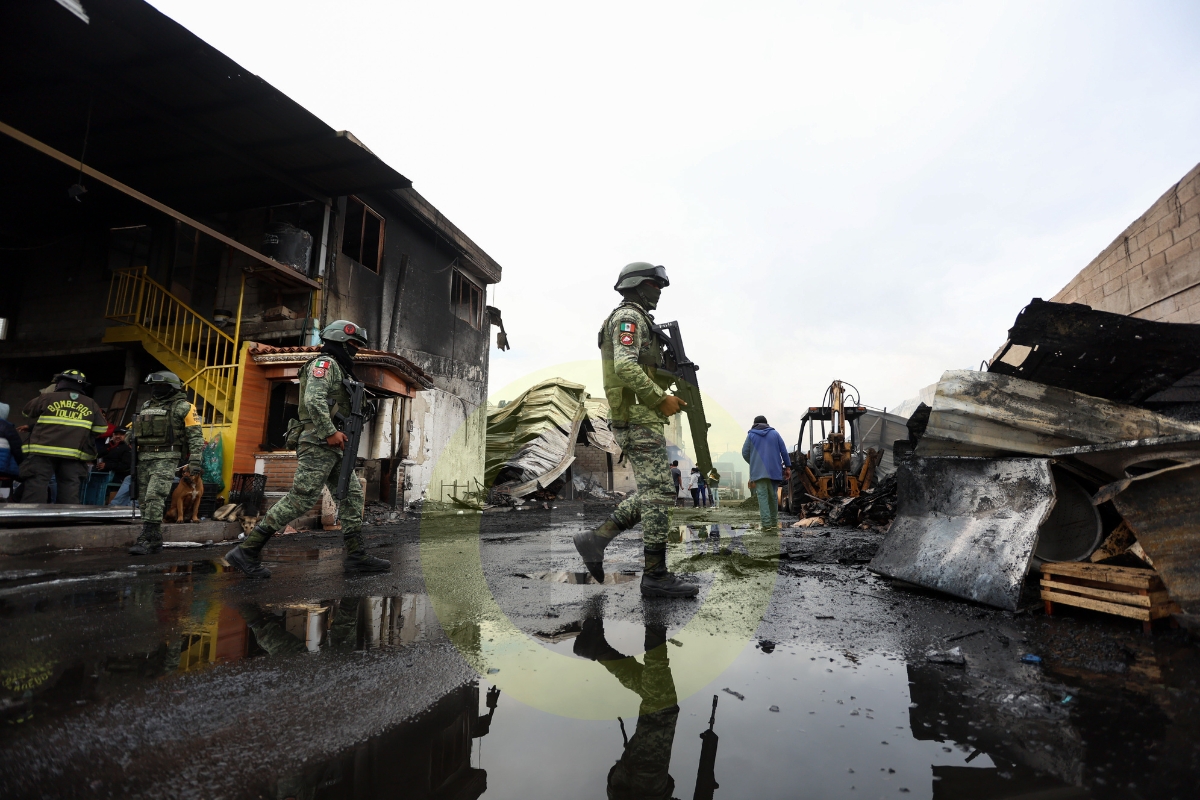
top-left (153, 0), bottom-right (1200, 441)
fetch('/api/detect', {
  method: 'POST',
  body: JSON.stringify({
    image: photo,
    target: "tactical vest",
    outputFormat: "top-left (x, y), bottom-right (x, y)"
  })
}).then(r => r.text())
top-left (133, 395), bottom-right (190, 451)
top-left (598, 301), bottom-right (669, 424)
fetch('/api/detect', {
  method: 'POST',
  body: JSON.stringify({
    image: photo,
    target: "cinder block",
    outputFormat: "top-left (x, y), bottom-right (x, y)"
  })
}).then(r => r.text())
top-left (1179, 177), bottom-right (1198, 203)
top-left (1148, 231), bottom-right (1174, 257)
top-left (1186, 300), bottom-right (1200, 323)
top-left (1166, 238), bottom-right (1193, 264)
top-left (1175, 214), bottom-right (1200, 242)
top-left (1183, 194), bottom-right (1200, 220)
top-left (1138, 250), bottom-right (1164, 275)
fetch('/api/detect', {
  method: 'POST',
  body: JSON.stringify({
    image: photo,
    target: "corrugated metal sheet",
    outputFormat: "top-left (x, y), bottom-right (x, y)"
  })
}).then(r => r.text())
top-left (1112, 464), bottom-right (1200, 615)
top-left (855, 408), bottom-right (910, 477)
top-left (916, 371), bottom-right (1200, 458)
top-left (869, 457), bottom-right (1056, 611)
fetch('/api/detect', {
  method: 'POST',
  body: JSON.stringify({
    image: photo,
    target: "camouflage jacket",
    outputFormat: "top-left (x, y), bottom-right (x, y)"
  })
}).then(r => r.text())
top-left (599, 300), bottom-right (671, 426)
top-left (297, 355), bottom-right (352, 446)
top-left (132, 393), bottom-right (205, 465)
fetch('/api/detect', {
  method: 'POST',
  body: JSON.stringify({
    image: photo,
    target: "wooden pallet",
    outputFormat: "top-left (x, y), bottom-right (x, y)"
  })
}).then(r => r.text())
top-left (1041, 561), bottom-right (1181, 633)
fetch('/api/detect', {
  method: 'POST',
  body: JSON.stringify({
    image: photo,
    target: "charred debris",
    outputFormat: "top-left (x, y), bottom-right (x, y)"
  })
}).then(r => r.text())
top-left (868, 299), bottom-right (1200, 631)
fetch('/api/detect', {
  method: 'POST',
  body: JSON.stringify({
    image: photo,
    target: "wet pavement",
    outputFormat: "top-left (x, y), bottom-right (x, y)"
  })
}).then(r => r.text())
top-left (2, 503), bottom-right (1199, 799)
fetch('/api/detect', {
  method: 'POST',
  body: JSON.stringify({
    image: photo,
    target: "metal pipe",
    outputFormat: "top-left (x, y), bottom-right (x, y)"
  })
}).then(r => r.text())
top-left (232, 272), bottom-right (246, 353)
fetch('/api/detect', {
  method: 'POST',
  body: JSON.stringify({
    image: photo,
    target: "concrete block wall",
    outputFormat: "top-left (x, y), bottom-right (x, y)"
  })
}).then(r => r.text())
top-left (1053, 162), bottom-right (1200, 323)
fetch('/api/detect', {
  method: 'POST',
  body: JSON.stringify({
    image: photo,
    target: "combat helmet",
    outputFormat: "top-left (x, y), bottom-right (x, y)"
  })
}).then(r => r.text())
top-left (319, 320), bottom-right (369, 347)
top-left (614, 262), bottom-right (670, 292)
top-left (144, 371), bottom-right (184, 392)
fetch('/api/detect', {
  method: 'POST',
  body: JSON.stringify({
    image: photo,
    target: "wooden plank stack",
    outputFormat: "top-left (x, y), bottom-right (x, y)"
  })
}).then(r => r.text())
top-left (1041, 562), bottom-right (1181, 633)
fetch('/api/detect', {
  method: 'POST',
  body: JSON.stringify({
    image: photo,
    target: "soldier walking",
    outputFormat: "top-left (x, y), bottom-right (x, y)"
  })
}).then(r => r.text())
top-left (226, 320), bottom-right (390, 578)
top-left (128, 371), bottom-right (205, 555)
top-left (574, 263), bottom-right (698, 598)
top-left (19, 369), bottom-right (109, 504)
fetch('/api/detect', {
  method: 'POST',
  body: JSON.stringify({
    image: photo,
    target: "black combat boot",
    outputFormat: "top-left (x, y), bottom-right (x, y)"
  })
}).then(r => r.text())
top-left (640, 545), bottom-right (699, 598)
top-left (343, 534), bottom-right (391, 573)
top-left (128, 522), bottom-right (163, 555)
top-left (224, 525), bottom-right (273, 579)
top-left (573, 517), bottom-right (623, 582)
top-left (572, 615), bottom-right (625, 663)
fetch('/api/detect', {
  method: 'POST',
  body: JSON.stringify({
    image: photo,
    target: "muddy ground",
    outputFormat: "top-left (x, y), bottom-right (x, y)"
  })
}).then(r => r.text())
top-left (0, 501), bottom-right (1197, 799)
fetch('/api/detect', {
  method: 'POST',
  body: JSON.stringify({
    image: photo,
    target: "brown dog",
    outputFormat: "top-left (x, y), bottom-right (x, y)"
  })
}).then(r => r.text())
top-left (165, 468), bottom-right (204, 523)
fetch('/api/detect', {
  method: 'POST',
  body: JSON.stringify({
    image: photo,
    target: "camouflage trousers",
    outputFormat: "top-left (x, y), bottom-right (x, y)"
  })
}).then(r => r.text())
top-left (136, 455), bottom-right (180, 525)
top-left (258, 442), bottom-right (364, 545)
top-left (608, 423), bottom-right (674, 547)
top-left (603, 624), bottom-right (679, 797)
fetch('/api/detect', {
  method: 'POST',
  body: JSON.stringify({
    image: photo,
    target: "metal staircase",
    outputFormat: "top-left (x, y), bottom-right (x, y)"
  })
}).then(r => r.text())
top-left (104, 267), bottom-right (239, 425)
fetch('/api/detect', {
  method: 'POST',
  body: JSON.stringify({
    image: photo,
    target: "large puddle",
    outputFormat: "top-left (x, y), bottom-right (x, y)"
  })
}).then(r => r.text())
top-left (1, 556), bottom-right (1195, 798)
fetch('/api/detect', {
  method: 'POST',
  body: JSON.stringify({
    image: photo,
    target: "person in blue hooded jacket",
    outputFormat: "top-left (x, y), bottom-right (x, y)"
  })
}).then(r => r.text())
top-left (0, 402), bottom-right (25, 492)
top-left (741, 415), bottom-right (791, 531)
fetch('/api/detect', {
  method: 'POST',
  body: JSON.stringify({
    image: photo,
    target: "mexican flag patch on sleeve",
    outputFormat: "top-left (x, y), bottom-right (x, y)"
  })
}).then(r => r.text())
top-left (312, 358), bottom-right (330, 378)
top-left (619, 322), bottom-right (636, 333)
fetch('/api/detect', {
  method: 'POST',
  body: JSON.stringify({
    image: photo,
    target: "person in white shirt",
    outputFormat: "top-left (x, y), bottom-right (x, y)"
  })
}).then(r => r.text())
top-left (687, 467), bottom-right (702, 507)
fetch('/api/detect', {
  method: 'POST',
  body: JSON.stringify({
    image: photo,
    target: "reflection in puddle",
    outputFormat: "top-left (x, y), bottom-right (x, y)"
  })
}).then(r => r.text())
top-left (2, 563), bottom-right (1191, 797)
top-left (523, 570), bottom-right (639, 585)
top-left (272, 682), bottom-right (500, 800)
top-left (0, 578), bottom-right (440, 726)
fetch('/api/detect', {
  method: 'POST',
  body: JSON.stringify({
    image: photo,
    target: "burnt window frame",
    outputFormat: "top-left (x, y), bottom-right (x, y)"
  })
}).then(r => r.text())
top-left (450, 269), bottom-right (484, 330)
top-left (341, 196), bottom-right (386, 272)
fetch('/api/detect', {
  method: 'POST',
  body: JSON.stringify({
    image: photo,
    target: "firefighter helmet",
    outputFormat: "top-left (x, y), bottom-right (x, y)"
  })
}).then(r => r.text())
top-left (53, 369), bottom-right (88, 386)
top-left (319, 320), bottom-right (369, 347)
top-left (144, 371), bottom-right (184, 392)
top-left (614, 262), bottom-right (670, 292)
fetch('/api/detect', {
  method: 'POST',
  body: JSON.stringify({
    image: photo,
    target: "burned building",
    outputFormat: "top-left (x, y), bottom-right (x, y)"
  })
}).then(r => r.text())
top-left (0, 0), bottom-right (505, 508)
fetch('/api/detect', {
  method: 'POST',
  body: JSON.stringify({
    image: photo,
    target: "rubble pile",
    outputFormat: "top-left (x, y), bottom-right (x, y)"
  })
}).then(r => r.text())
top-left (799, 473), bottom-right (897, 531)
top-left (870, 299), bottom-right (1200, 617)
top-left (362, 502), bottom-right (403, 526)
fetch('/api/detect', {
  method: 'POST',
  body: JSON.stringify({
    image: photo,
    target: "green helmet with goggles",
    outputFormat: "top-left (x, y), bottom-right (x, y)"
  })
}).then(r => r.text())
top-left (613, 262), bottom-right (670, 292)
top-left (319, 320), bottom-right (369, 347)
top-left (144, 371), bottom-right (184, 392)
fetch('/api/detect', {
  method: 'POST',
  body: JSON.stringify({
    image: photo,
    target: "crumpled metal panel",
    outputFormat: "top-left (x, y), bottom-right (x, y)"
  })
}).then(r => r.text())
top-left (1112, 464), bottom-right (1200, 615)
top-left (987, 299), bottom-right (1200, 404)
top-left (916, 370), bottom-right (1200, 458)
top-left (869, 457), bottom-right (1056, 611)
top-left (0, 504), bottom-right (140, 526)
top-left (1051, 433), bottom-right (1200, 481)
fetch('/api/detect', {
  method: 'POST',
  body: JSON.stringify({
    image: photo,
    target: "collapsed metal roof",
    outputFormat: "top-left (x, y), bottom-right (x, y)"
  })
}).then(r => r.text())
top-left (486, 379), bottom-right (619, 497)
top-left (987, 299), bottom-right (1200, 405)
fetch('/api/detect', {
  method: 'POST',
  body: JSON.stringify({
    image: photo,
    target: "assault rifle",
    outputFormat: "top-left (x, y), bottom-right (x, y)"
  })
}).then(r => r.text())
top-left (693, 694), bottom-right (721, 800)
top-left (127, 428), bottom-right (138, 520)
top-left (334, 377), bottom-right (369, 501)
top-left (655, 320), bottom-right (720, 489)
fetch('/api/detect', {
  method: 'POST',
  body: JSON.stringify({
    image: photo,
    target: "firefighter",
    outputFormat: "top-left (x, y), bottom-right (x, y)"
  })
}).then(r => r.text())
top-left (226, 320), bottom-right (390, 578)
top-left (19, 369), bottom-right (108, 504)
top-left (128, 371), bottom-right (205, 555)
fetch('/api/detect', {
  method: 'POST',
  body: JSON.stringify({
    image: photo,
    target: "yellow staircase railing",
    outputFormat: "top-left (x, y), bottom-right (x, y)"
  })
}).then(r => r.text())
top-left (104, 267), bottom-right (240, 426)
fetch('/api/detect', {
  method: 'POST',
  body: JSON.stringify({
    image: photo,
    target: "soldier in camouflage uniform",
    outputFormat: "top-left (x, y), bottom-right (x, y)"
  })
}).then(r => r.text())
top-left (573, 607), bottom-right (680, 798)
top-left (574, 263), bottom-right (698, 598)
top-left (129, 371), bottom-right (205, 555)
top-left (226, 320), bottom-right (390, 578)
